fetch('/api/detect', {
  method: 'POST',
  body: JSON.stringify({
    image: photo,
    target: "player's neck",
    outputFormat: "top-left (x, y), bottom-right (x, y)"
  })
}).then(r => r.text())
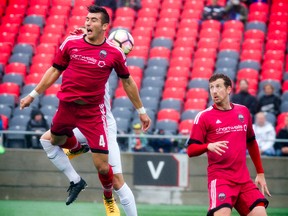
top-left (85, 35), bottom-right (105, 45)
top-left (214, 102), bottom-right (232, 111)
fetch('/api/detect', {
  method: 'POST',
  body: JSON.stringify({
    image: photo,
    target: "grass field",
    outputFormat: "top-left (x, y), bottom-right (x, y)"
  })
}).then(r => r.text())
top-left (1, 200), bottom-right (288, 216)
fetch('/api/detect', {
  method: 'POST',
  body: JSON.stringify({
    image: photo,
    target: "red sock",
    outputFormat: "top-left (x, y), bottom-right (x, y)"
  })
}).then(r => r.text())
top-left (98, 165), bottom-right (113, 199)
top-left (61, 135), bottom-right (82, 151)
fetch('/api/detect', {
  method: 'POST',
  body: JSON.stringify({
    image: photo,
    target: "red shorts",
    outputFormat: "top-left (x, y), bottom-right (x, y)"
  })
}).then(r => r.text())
top-left (51, 101), bottom-right (108, 153)
top-left (207, 179), bottom-right (268, 216)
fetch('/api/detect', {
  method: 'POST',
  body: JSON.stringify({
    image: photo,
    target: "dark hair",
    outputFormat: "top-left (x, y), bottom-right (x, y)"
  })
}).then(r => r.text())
top-left (209, 73), bottom-right (232, 88)
top-left (87, 5), bottom-right (110, 24)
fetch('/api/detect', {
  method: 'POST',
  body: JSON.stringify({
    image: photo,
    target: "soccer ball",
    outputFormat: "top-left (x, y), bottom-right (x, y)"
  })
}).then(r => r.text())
top-left (108, 29), bottom-right (134, 55)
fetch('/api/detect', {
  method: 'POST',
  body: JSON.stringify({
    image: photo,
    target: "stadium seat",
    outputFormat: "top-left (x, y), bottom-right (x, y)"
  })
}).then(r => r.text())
top-left (193, 58), bottom-right (215, 70)
top-left (186, 88), bottom-right (209, 101)
top-left (188, 78), bottom-right (209, 91)
top-left (164, 77), bottom-right (188, 89)
top-left (162, 87), bottom-right (186, 100)
top-left (9, 53), bottom-right (31, 67)
top-left (156, 18), bottom-right (178, 29)
top-left (137, 7), bottom-right (158, 18)
top-left (264, 50), bottom-right (285, 62)
top-left (0, 94), bottom-right (17, 108)
top-left (149, 47), bottom-right (171, 60)
top-left (201, 20), bottom-right (221, 31)
top-left (184, 99), bottom-right (207, 111)
top-left (155, 119), bottom-right (178, 134)
top-left (26, 5), bottom-right (48, 17)
top-left (6, 125), bottom-right (27, 148)
top-left (245, 21), bottom-right (266, 33)
top-left (0, 82), bottom-right (20, 97)
top-left (19, 24), bottom-right (41, 36)
top-left (126, 57), bottom-right (146, 69)
top-left (39, 95), bottom-right (59, 107)
top-left (159, 98), bottom-right (183, 112)
top-left (4, 62), bottom-right (26, 76)
top-left (223, 20), bottom-right (244, 31)
top-left (240, 49), bottom-right (262, 62)
top-left (29, 63), bottom-right (50, 74)
top-left (144, 66), bottom-right (167, 78)
top-left (167, 66), bottom-right (190, 79)
top-left (176, 28), bottom-right (198, 39)
top-left (154, 27), bottom-right (176, 40)
top-left (142, 76), bottom-right (165, 89)
top-left (238, 60), bottom-right (260, 71)
top-left (9, 115), bottom-right (30, 127)
top-left (181, 8), bottom-right (202, 19)
top-left (141, 97), bottom-right (159, 112)
top-left (219, 39), bottom-right (240, 51)
top-left (45, 84), bottom-right (60, 95)
top-left (13, 106), bottom-right (33, 117)
top-left (222, 29), bottom-right (243, 42)
top-left (13, 44), bottom-right (34, 58)
top-left (178, 119), bottom-right (194, 134)
top-left (171, 47), bottom-right (194, 59)
top-left (216, 57), bottom-right (238, 70)
top-left (262, 60), bottom-right (283, 72)
top-left (112, 107), bottom-right (133, 120)
top-left (2, 73), bottom-right (24, 86)
top-left (174, 37), bottom-right (196, 49)
top-left (140, 86), bottom-right (163, 100)
top-left (218, 50), bottom-right (239, 60)
top-left (112, 96), bottom-right (134, 111)
top-left (16, 33), bottom-right (39, 48)
top-left (159, 8), bottom-right (180, 20)
top-left (0, 104), bottom-right (12, 118)
top-left (23, 15), bottom-right (45, 29)
top-left (178, 18), bottom-right (199, 30)
top-left (237, 68), bottom-right (259, 80)
top-left (265, 40), bottom-right (286, 52)
top-left (190, 67), bottom-right (213, 80)
top-left (194, 48), bottom-right (217, 60)
top-left (249, 2), bottom-right (269, 14)
top-left (247, 12), bottom-right (268, 23)
top-left (35, 43), bottom-right (57, 55)
top-left (147, 58), bottom-right (169, 68)
top-left (181, 109), bottom-right (201, 121)
top-left (25, 73), bottom-right (43, 85)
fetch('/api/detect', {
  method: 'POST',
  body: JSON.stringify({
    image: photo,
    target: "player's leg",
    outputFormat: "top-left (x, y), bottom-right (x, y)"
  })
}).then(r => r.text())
top-left (234, 179), bottom-right (268, 216)
top-left (108, 123), bottom-right (138, 216)
top-left (207, 179), bottom-right (238, 216)
top-left (40, 130), bottom-right (87, 205)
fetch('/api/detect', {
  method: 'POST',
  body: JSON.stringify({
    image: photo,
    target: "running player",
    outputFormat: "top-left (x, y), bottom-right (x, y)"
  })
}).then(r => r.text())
top-left (187, 73), bottom-right (271, 216)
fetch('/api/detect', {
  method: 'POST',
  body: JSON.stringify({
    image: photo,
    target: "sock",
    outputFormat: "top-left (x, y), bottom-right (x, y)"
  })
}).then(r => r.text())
top-left (60, 135), bottom-right (82, 152)
top-left (40, 139), bottom-right (81, 184)
top-left (98, 165), bottom-right (113, 199)
top-left (115, 183), bottom-right (138, 216)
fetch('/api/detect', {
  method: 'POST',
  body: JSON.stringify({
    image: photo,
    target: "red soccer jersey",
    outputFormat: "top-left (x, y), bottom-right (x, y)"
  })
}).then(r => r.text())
top-left (53, 35), bottom-right (129, 104)
top-left (190, 103), bottom-right (255, 183)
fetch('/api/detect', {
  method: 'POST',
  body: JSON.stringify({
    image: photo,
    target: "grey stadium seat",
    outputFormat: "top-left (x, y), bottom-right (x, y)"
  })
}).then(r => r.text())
top-left (151, 37), bottom-right (173, 49)
top-left (188, 78), bottom-right (209, 90)
top-left (112, 97), bottom-right (134, 111)
top-left (141, 96), bottom-right (159, 112)
top-left (181, 109), bottom-right (201, 121)
top-left (217, 50), bottom-right (239, 60)
top-left (147, 57), bottom-right (169, 68)
top-left (126, 57), bottom-right (146, 69)
top-left (13, 44), bottom-right (34, 58)
top-left (0, 104), bottom-right (12, 118)
top-left (140, 86), bottom-right (162, 100)
top-left (159, 98), bottom-right (183, 112)
top-left (23, 15), bottom-right (45, 28)
top-left (238, 60), bottom-right (261, 71)
top-left (245, 21), bottom-right (267, 33)
top-left (112, 107), bottom-right (133, 120)
top-left (155, 119), bottom-right (178, 135)
top-left (9, 53), bottom-right (31, 67)
top-left (141, 76), bottom-right (165, 88)
top-left (2, 73), bottom-right (24, 86)
top-left (144, 66), bottom-right (167, 78)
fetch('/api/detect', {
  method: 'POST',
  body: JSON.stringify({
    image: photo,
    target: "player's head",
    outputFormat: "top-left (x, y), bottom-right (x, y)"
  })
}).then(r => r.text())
top-left (209, 73), bottom-right (232, 106)
top-left (87, 5), bottom-right (110, 25)
top-left (85, 5), bottom-right (110, 40)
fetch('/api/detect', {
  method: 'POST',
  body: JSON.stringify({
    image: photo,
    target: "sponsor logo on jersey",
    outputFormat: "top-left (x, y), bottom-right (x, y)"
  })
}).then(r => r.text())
top-left (238, 114), bottom-right (244, 123)
top-left (99, 50), bottom-right (107, 59)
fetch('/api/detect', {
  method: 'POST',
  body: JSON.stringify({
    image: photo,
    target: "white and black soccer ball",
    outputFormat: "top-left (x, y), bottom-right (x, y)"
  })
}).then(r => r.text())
top-left (108, 29), bottom-right (134, 55)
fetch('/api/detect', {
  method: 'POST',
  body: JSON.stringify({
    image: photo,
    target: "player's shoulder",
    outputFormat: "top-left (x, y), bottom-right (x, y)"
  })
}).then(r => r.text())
top-left (60, 35), bottom-right (84, 48)
top-left (194, 106), bottom-right (214, 124)
top-left (233, 103), bottom-right (249, 112)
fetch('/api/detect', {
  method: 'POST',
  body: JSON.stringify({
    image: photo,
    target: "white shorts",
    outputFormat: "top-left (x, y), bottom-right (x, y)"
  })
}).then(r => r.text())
top-left (73, 123), bottom-right (122, 174)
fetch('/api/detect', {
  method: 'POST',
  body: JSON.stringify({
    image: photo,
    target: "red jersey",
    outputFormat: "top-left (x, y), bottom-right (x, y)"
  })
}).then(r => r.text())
top-left (189, 103), bottom-right (256, 183)
top-left (53, 35), bottom-right (129, 104)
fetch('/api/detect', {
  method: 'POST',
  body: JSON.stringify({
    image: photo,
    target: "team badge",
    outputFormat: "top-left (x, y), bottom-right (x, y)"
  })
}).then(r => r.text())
top-left (99, 50), bottom-right (107, 59)
top-left (218, 192), bottom-right (226, 201)
top-left (238, 114), bottom-right (244, 123)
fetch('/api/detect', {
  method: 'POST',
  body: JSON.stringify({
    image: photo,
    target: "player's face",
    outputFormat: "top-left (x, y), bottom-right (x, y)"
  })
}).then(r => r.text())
top-left (85, 13), bottom-right (108, 41)
top-left (209, 78), bottom-right (232, 106)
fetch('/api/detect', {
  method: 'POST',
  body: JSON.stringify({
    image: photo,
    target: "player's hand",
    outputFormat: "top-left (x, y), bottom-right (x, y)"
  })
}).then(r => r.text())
top-left (255, 173), bottom-right (271, 197)
top-left (19, 95), bottom-right (34, 110)
top-left (70, 28), bottom-right (84, 35)
top-left (139, 113), bottom-right (151, 132)
top-left (207, 141), bottom-right (229, 156)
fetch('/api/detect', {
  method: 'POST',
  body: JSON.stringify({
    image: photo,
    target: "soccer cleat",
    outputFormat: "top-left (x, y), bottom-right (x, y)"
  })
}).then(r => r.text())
top-left (103, 195), bottom-right (120, 216)
top-left (63, 144), bottom-right (90, 160)
top-left (66, 178), bottom-right (87, 205)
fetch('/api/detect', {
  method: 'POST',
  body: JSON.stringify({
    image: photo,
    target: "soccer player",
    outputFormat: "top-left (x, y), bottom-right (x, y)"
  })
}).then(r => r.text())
top-left (39, 79), bottom-right (139, 216)
top-left (20, 5), bottom-right (151, 216)
top-left (186, 73), bottom-right (271, 216)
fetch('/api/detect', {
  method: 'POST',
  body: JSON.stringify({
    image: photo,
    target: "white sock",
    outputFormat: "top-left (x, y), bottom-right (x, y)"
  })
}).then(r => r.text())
top-left (40, 139), bottom-right (81, 184)
top-left (115, 183), bottom-right (138, 216)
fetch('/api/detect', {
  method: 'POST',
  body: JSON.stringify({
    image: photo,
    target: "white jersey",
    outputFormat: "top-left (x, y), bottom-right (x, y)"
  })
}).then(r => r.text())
top-left (73, 81), bottom-right (122, 174)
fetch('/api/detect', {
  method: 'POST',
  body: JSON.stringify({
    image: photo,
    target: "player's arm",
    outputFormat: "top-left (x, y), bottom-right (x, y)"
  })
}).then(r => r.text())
top-left (121, 76), bottom-right (151, 131)
top-left (247, 138), bottom-right (271, 196)
top-left (20, 67), bottom-right (61, 109)
top-left (187, 140), bottom-right (228, 157)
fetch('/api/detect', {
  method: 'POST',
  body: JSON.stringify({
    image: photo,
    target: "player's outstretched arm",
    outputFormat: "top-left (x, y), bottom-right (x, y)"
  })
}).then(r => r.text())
top-left (20, 67), bottom-right (61, 110)
top-left (121, 76), bottom-right (151, 131)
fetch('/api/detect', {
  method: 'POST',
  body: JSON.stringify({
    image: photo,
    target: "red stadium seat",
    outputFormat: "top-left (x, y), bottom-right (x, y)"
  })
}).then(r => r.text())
top-left (181, 9), bottom-right (202, 19)
top-left (198, 38), bottom-right (219, 50)
top-left (194, 48), bottom-right (217, 60)
top-left (154, 27), bottom-right (176, 40)
top-left (29, 63), bottom-right (50, 74)
top-left (170, 57), bottom-right (192, 68)
top-left (222, 29), bottom-right (243, 42)
top-left (51, 0), bottom-right (71, 7)
top-left (127, 66), bottom-right (143, 79)
top-left (237, 68), bottom-right (259, 80)
top-left (219, 39), bottom-right (240, 51)
top-left (157, 108), bottom-right (180, 122)
top-left (184, 0), bottom-right (204, 10)
top-left (132, 27), bottom-right (153, 39)
top-left (134, 17), bottom-right (156, 29)
top-left (39, 33), bottom-right (62, 46)
top-left (247, 12), bottom-right (268, 22)
top-left (156, 18), bottom-right (178, 29)
top-left (249, 2), bottom-right (269, 14)
top-left (179, 119), bottom-right (194, 134)
top-left (171, 47), bottom-right (194, 59)
top-left (0, 82), bottom-right (20, 97)
top-left (5, 4), bottom-right (26, 17)
top-left (49, 5), bottom-right (71, 17)
top-left (141, 0), bottom-right (161, 9)
top-left (115, 6), bottom-right (136, 19)
top-left (178, 18), bottom-right (199, 30)
top-left (223, 20), bottom-right (244, 31)
top-left (19, 24), bottom-right (41, 36)
top-left (17, 33), bottom-right (39, 48)
top-left (0, 42), bottom-right (12, 56)
top-left (199, 28), bottom-right (220, 41)
top-left (46, 15), bottom-right (67, 26)
top-left (268, 21), bottom-right (288, 32)
top-left (112, 17), bottom-right (134, 31)
top-left (186, 88), bottom-right (209, 100)
top-left (174, 37), bottom-right (196, 49)
top-left (201, 20), bottom-right (222, 31)
top-left (137, 8), bottom-right (158, 18)
top-left (162, 0), bottom-right (183, 10)
top-left (177, 27), bottom-right (198, 39)
top-left (43, 24), bottom-right (65, 36)
top-left (149, 47), bottom-right (171, 60)
top-left (162, 87), bottom-right (186, 100)
top-left (191, 67), bottom-right (213, 79)
top-left (184, 99), bottom-right (207, 110)
top-left (25, 73), bottom-right (43, 85)
top-left (68, 15), bottom-right (86, 29)
top-left (159, 8), bottom-right (181, 20)
top-left (244, 29), bottom-right (265, 42)
top-left (240, 49), bottom-right (262, 62)
top-left (35, 43), bottom-right (57, 55)
top-left (267, 30), bottom-right (287, 43)
top-left (265, 40), bottom-right (286, 52)
top-left (241, 39), bottom-right (263, 52)
top-left (167, 66), bottom-right (190, 79)
top-left (0, 23), bottom-right (20, 34)
top-left (164, 77), bottom-right (188, 89)
top-left (26, 5), bottom-right (48, 17)
top-left (262, 60), bottom-right (283, 71)
top-left (5, 62), bottom-right (27, 76)
top-left (270, 12), bottom-right (288, 23)
top-left (1, 14), bottom-right (23, 26)
top-left (132, 35), bottom-right (152, 47)
top-left (264, 50), bottom-right (285, 62)
top-left (0, 53), bottom-right (9, 65)
top-left (0, 32), bottom-right (17, 46)
top-left (193, 58), bottom-right (215, 70)
top-left (32, 53), bottom-right (54, 65)
top-left (128, 46), bottom-right (149, 60)
top-left (261, 69), bottom-right (282, 82)
top-left (282, 80), bottom-right (288, 93)
top-left (30, 0), bottom-right (50, 6)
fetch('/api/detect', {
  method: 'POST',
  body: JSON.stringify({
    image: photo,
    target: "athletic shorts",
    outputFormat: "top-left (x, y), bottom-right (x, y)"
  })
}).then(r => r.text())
top-left (73, 122), bottom-right (122, 174)
top-left (207, 178), bottom-right (269, 216)
top-left (51, 101), bottom-right (109, 154)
